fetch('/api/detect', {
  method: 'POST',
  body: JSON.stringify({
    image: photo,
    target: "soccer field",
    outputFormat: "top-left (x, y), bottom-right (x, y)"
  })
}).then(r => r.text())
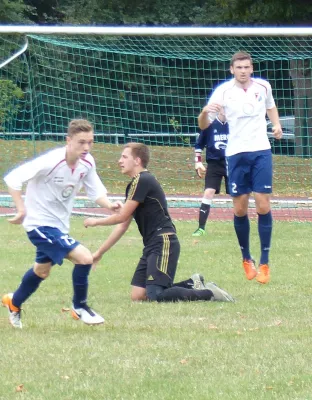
top-left (1, 218), bottom-right (312, 399)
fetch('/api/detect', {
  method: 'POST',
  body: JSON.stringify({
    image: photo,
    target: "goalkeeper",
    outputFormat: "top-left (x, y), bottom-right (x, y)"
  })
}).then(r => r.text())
top-left (193, 106), bottom-right (229, 237)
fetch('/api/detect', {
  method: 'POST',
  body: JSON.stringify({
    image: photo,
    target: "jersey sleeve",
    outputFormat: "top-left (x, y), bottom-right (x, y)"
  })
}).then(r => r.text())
top-left (4, 151), bottom-right (56, 190)
top-left (195, 129), bottom-right (207, 152)
top-left (127, 174), bottom-right (149, 203)
top-left (265, 81), bottom-right (276, 109)
top-left (208, 85), bottom-right (224, 106)
top-left (83, 164), bottom-right (107, 201)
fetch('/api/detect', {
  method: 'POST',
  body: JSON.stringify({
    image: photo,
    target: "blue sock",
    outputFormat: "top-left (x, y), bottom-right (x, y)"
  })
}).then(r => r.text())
top-left (72, 264), bottom-right (92, 308)
top-left (258, 211), bottom-right (273, 265)
top-left (13, 268), bottom-right (44, 308)
top-left (234, 215), bottom-right (251, 260)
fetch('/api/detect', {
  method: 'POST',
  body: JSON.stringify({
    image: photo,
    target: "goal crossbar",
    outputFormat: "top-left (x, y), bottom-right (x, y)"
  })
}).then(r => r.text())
top-left (0, 25), bottom-right (311, 37)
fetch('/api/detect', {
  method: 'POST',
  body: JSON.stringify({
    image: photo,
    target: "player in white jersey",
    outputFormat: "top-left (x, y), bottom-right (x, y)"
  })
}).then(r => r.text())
top-left (198, 51), bottom-right (283, 284)
top-left (2, 119), bottom-right (122, 328)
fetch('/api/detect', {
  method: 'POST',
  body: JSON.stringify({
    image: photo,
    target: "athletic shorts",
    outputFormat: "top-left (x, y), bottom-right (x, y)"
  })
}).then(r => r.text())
top-left (27, 226), bottom-right (80, 266)
top-left (205, 159), bottom-right (229, 194)
top-left (227, 149), bottom-right (273, 197)
top-left (131, 233), bottom-right (180, 289)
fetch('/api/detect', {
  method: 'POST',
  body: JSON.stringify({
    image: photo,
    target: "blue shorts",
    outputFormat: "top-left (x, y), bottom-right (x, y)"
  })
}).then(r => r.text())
top-left (27, 226), bottom-right (80, 266)
top-left (227, 150), bottom-right (273, 197)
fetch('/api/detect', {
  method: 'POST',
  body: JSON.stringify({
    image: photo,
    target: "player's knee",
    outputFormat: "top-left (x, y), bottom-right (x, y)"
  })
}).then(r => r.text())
top-left (34, 265), bottom-right (51, 279)
top-left (131, 287), bottom-right (147, 301)
top-left (79, 254), bottom-right (93, 265)
top-left (234, 202), bottom-right (248, 216)
top-left (68, 245), bottom-right (93, 265)
top-left (36, 270), bottom-right (50, 279)
top-left (74, 250), bottom-right (93, 265)
top-left (256, 201), bottom-right (270, 214)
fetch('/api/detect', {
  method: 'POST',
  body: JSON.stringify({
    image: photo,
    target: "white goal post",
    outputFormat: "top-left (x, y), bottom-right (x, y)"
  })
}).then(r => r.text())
top-left (0, 25), bottom-right (311, 36)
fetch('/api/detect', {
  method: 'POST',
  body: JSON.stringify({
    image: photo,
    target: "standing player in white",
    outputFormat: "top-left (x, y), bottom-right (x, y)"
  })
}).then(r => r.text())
top-left (2, 119), bottom-right (121, 328)
top-left (198, 51), bottom-right (283, 284)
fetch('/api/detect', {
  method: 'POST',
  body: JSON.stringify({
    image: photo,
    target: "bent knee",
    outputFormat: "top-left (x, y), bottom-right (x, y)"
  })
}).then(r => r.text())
top-left (131, 286), bottom-right (147, 302)
top-left (34, 264), bottom-right (51, 279)
top-left (68, 245), bottom-right (93, 265)
top-left (77, 255), bottom-right (93, 265)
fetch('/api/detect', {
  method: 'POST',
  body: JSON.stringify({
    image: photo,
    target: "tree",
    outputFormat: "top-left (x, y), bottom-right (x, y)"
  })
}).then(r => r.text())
top-left (0, 0), bottom-right (33, 23)
top-left (215, 0), bottom-right (312, 25)
top-left (0, 80), bottom-right (24, 132)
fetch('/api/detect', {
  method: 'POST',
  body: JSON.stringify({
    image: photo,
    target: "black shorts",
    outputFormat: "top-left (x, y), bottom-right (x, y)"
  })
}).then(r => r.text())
top-left (131, 233), bottom-right (180, 289)
top-left (205, 159), bottom-right (229, 194)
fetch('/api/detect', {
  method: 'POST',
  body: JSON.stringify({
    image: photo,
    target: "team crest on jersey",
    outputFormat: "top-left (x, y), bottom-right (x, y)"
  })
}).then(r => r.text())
top-left (80, 172), bottom-right (85, 180)
top-left (62, 185), bottom-right (74, 198)
top-left (243, 102), bottom-right (254, 115)
top-left (215, 141), bottom-right (227, 150)
top-left (255, 93), bottom-right (262, 101)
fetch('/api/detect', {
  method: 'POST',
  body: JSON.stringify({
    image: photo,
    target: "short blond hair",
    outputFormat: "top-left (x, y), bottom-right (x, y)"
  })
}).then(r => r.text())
top-left (67, 119), bottom-right (93, 137)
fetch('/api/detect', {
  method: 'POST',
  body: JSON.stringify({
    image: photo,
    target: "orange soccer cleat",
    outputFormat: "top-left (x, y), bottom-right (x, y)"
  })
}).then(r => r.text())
top-left (2, 293), bottom-right (22, 328)
top-left (256, 264), bottom-right (271, 284)
top-left (242, 259), bottom-right (257, 280)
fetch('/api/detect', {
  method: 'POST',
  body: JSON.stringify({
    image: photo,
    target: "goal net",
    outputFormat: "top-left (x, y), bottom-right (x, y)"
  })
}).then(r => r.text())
top-left (0, 29), bottom-right (312, 221)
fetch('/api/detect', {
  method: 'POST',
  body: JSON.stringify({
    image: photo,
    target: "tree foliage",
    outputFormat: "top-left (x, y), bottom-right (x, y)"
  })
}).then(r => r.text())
top-left (215, 0), bottom-right (312, 25)
top-left (0, 0), bottom-right (311, 26)
top-left (0, 80), bottom-right (24, 131)
top-left (0, 0), bottom-right (33, 22)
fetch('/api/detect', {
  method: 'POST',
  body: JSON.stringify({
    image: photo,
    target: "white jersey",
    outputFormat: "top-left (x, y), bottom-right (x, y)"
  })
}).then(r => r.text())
top-left (208, 78), bottom-right (276, 156)
top-left (4, 146), bottom-right (107, 233)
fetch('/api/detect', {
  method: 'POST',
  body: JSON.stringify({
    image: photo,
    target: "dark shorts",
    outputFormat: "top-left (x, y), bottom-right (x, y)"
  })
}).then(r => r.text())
top-left (205, 159), bottom-right (229, 194)
top-left (131, 233), bottom-right (180, 289)
top-left (227, 150), bottom-right (273, 197)
top-left (27, 226), bottom-right (80, 266)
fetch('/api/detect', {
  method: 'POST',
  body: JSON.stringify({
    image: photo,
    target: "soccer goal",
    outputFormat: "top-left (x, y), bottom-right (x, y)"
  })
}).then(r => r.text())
top-left (0, 26), bottom-right (312, 221)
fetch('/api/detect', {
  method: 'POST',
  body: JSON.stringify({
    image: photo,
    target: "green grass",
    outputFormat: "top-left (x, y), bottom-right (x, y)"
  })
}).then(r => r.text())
top-left (1, 218), bottom-right (312, 399)
top-left (1, 139), bottom-right (312, 196)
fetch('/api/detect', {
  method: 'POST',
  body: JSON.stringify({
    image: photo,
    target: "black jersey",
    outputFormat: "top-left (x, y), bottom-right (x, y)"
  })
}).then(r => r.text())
top-left (125, 171), bottom-right (176, 245)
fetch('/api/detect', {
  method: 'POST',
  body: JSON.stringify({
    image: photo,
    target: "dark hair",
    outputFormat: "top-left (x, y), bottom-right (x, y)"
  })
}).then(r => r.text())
top-left (124, 142), bottom-right (150, 168)
top-left (230, 51), bottom-right (253, 66)
top-left (67, 119), bottom-right (93, 137)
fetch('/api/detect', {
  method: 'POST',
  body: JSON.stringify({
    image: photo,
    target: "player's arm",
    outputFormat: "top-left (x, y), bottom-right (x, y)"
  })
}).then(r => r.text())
top-left (91, 218), bottom-right (132, 269)
top-left (194, 131), bottom-right (206, 178)
top-left (84, 199), bottom-right (139, 228)
top-left (194, 151), bottom-right (206, 178)
top-left (95, 194), bottom-right (123, 212)
top-left (84, 168), bottom-right (123, 211)
top-left (6, 187), bottom-right (26, 224)
top-left (267, 107), bottom-right (283, 140)
top-left (218, 107), bottom-right (226, 123)
top-left (4, 156), bottom-right (46, 224)
top-left (198, 103), bottom-right (224, 130)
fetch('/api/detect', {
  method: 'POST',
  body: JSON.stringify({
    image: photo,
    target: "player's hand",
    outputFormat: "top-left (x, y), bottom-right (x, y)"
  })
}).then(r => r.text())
top-left (201, 103), bottom-right (223, 121)
top-left (7, 211), bottom-right (26, 225)
top-left (195, 162), bottom-right (206, 178)
top-left (272, 124), bottom-right (283, 140)
top-left (84, 217), bottom-right (98, 228)
top-left (92, 250), bottom-right (103, 271)
top-left (218, 107), bottom-right (226, 122)
top-left (110, 201), bottom-right (123, 213)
